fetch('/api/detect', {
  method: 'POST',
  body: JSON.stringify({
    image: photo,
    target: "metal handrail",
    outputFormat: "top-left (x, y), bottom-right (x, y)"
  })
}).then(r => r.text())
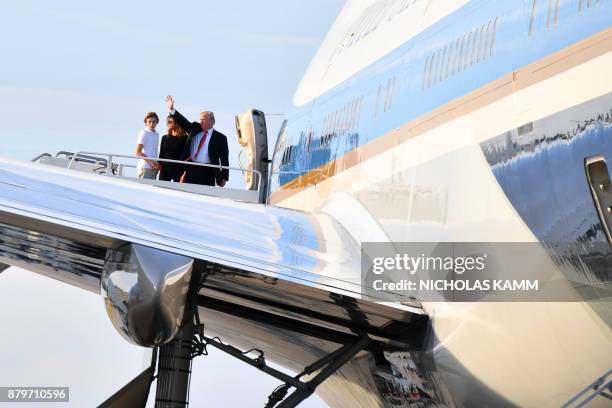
top-left (68, 151), bottom-right (263, 193)
top-left (561, 369), bottom-right (612, 408)
top-left (31, 153), bottom-right (52, 162)
top-left (57, 151), bottom-right (109, 166)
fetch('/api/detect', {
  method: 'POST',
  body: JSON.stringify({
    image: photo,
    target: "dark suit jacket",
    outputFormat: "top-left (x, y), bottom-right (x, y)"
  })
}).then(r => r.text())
top-left (171, 110), bottom-right (229, 184)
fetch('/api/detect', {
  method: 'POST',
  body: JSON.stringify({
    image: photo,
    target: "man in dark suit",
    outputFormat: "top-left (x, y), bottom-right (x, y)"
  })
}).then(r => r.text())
top-left (165, 95), bottom-right (229, 187)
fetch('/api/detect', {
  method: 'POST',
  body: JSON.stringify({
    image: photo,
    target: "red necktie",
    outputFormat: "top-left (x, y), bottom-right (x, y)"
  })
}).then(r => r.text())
top-left (191, 130), bottom-right (208, 161)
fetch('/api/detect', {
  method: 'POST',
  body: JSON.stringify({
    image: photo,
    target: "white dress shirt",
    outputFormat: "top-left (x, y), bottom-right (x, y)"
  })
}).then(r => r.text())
top-left (190, 128), bottom-right (213, 164)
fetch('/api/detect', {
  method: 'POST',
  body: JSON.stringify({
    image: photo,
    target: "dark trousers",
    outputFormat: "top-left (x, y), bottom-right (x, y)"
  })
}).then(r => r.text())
top-left (184, 165), bottom-right (215, 186)
top-left (159, 163), bottom-right (183, 182)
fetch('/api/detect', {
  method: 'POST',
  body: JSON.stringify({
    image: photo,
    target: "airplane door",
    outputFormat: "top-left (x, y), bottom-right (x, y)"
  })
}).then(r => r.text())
top-left (235, 109), bottom-right (269, 203)
top-left (585, 155), bottom-right (612, 244)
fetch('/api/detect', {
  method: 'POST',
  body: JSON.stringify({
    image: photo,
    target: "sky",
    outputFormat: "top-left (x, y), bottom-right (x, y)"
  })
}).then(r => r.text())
top-left (0, 1), bottom-right (345, 407)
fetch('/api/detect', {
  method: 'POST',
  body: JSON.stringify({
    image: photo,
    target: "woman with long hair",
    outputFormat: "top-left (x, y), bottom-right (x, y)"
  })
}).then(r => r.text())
top-left (158, 115), bottom-right (188, 181)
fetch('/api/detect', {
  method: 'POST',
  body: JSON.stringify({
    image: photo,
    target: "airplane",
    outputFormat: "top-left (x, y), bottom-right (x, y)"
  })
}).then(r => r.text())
top-left (1, 0), bottom-right (611, 407)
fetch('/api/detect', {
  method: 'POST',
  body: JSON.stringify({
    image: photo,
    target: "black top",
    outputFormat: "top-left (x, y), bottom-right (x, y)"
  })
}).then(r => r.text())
top-left (159, 134), bottom-right (187, 160)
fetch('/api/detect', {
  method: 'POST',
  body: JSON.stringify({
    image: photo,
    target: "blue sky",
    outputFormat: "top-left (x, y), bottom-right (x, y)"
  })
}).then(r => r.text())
top-left (0, 1), bottom-right (345, 406)
top-left (0, 1), bottom-right (343, 172)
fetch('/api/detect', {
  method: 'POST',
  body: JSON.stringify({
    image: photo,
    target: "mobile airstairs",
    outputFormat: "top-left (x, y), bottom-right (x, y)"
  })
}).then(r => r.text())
top-left (31, 109), bottom-right (271, 205)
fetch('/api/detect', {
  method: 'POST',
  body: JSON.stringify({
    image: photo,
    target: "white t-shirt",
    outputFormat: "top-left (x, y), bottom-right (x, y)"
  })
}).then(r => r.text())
top-left (136, 128), bottom-right (159, 171)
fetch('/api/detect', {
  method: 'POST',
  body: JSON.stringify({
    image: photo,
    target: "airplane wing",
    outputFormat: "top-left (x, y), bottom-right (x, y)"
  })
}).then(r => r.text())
top-left (0, 158), bottom-right (427, 381)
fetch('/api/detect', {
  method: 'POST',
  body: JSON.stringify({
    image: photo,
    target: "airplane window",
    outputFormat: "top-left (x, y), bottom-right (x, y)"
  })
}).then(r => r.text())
top-left (361, 8), bottom-right (380, 39)
top-left (529, 0), bottom-right (537, 36)
top-left (387, 0), bottom-right (402, 22)
top-left (345, 102), bottom-right (351, 132)
top-left (481, 24), bottom-right (489, 61)
top-left (486, 20), bottom-right (495, 59)
top-left (385, 79), bottom-right (389, 111)
top-left (427, 53), bottom-right (435, 88)
top-left (444, 42), bottom-right (453, 80)
top-left (455, 37), bottom-right (463, 72)
top-left (355, 95), bottom-right (363, 126)
top-left (485, 23), bottom-right (492, 61)
top-left (320, 116), bottom-right (326, 139)
top-left (343, 103), bottom-right (349, 133)
top-left (459, 32), bottom-right (468, 71)
top-left (422, 55), bottom-right (431, 89)
top-left (399, 0), bottom-right (413, 14)
top-left (346, 101), bottom-right (352, 130)
top-left (475, 26), bottom-right (483, 63)
top-left (435, 46), bottom-right (444, 84)
top-left (448, 39), bottom-right (458, 77)
top-left (458, 33), bottom-right (467, 72)
top-left (470, 29), bottom-right (477, 66)
top-left (475, 25), bottom-right (484, 63)
top-left (324, 113), bottom-right (329, 137)
top-left (431, 49), bottom-right (441, 86)
top-left (546, 0), bottom-right (560, 28)
top-left (439, 44), bottom-right (448, 82)
top-left (437, 48), bottom-right (444, 84)
top-left (426, 52), bottom-right (434, 88)
top-left (434, 49), bottom-right (443, 84)
top-left (344, 101), bottom-right (353, 132)
top-left (471, 28), bottom-right (478, 65)
top-left (468, 30), bottom-right (476, 67)
top-left (335, 0), bottom-right (422, 59)
top-left (390, 77), bottom-right (396, 109)
top-left (490, 18), bottom-right (499, 57)
top-left (376, 84), bottom-right (382, 116)
top-left (484, 23), bottom-right (490, 59)
top-left (273, 122), bottom-right (287, 168)
top-left (546, 0), bottom-right (553, 28)
top-left (384, 78), bottom-right (392, 111)
top-left (333, 109), bottom-right (340, 135)
top-left (444, 43), bottom-right (453, 79)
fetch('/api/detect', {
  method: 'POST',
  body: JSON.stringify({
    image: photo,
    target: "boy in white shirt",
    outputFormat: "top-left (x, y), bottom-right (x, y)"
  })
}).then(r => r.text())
top-left (135, 112), bottom-right (160, 179)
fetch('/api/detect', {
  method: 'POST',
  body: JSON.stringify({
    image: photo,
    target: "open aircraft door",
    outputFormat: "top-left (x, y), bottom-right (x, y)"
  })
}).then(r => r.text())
top-left (235, 109), bottom-right (269, 203)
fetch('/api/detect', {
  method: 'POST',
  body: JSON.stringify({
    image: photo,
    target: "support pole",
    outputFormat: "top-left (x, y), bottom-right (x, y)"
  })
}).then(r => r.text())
top-left (154, 270), bottom-right (203, 408)
top-left (154, 307), bottom-right (196, 408)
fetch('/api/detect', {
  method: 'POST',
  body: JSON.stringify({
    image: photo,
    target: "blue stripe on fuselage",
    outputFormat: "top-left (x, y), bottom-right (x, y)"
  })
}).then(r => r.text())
top-left (270, 0), bottom-right (611, 193)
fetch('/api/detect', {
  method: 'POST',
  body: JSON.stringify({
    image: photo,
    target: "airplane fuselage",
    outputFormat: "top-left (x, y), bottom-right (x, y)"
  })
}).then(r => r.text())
top-left (268, 0), bottom-right (612, 406)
